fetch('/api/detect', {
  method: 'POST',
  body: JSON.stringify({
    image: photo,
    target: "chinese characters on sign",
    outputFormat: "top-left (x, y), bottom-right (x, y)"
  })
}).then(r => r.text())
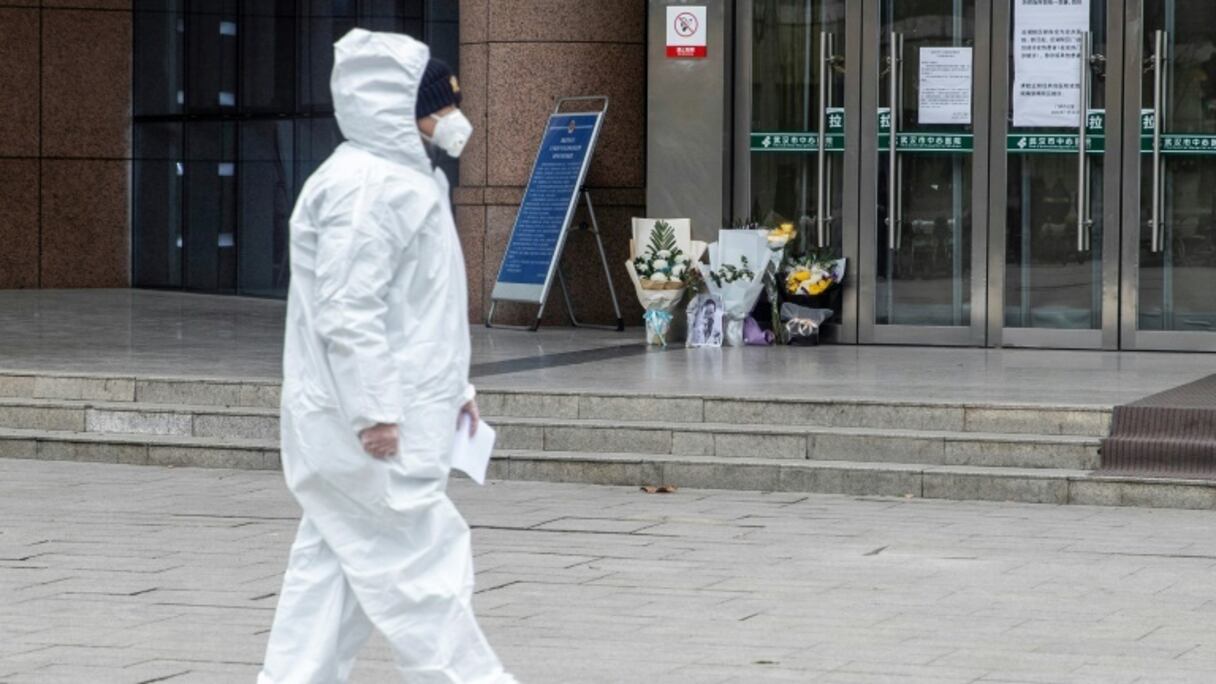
top-left (919, 47), bottom-right (972, 125)
top-left (1012, 0), bottom-right (1091, 127)
top-left (666, 6), bottom-right (707, 59)
top-left (497, 114), bottom-right (599, 287)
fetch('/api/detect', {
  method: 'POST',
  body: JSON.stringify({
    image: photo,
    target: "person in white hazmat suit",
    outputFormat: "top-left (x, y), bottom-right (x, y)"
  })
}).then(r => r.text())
top-left (258, 29), bottom-right (516, 684)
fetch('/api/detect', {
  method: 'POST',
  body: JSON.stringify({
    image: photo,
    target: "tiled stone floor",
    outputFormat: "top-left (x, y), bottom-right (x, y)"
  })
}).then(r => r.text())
top-left (2, 459), bottom-right (1216, 683)
top-left (0, 289), bottom-right (1214, 406)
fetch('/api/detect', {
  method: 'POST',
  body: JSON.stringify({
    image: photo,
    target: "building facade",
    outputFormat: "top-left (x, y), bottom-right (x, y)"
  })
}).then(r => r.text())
top-left (1, 1), bottom-right (1213, 351)
top-left (648, 0), bottom-right (1216, 352)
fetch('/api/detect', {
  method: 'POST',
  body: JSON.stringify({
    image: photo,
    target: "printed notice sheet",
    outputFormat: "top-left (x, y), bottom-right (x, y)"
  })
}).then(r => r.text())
top-left (452, 416), bottom-right (496, 485)
top-left (919, 47), bottom-right (973, 125)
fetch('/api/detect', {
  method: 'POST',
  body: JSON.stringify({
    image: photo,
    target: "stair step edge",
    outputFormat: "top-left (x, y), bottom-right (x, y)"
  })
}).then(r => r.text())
top-left (492, 417), bottom-right (1102, 443)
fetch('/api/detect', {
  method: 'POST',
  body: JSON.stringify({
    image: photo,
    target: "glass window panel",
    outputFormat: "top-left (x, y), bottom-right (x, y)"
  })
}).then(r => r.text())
top-left (184, 122), bottom-right (238, 292)
top-left (134, 0), bottom-right (461, 296)
top-left (299, 16), bottom-right (356, 111)
top-left (185, 11), bottom-right (239, 113)
top-left (1003, 2), bottom-right (1106, 331)
top-left (135, 0), bottom-right (185, 12)
top-left (239, 122), bottom-right (295, 297)
top-left (1139, 1), bottom-right (1216, 332)
top-left (134, 122), bottom-right (183, 288)
top-left (876, 0), bottom-right (975, 328)
top-left (241, 3), bottom-right (297, 113)
top-left (133, 10), bottom-right (184, 116)
top-left (749, 1), bottom-right (846, 254)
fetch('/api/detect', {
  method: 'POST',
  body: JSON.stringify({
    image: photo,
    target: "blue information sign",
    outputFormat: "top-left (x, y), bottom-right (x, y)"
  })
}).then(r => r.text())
top-left (492, 112), bottom-right (604, 303)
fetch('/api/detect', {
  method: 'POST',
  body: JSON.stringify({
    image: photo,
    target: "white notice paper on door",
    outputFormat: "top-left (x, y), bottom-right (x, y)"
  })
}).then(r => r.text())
top-left (919, 47), bottom-right (973, 125)
top-left (1012, 0), bottom-right (1090, 127)
top-left (452, 416), bottom-right (496, 485)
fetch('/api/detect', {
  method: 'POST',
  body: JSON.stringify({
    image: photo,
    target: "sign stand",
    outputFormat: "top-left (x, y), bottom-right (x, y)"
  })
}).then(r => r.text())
top-left (486, 96), bottom-right (624, 332)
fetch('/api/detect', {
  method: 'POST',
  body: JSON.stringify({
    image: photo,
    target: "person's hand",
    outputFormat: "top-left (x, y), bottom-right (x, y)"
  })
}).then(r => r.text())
top-left (359, 423), bottom-right (399, 459)
top-left (459, 399), bottom-right (479, 437)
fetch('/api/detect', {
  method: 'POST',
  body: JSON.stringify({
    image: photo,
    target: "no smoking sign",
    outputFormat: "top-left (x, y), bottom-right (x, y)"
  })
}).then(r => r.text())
top-left (666, 6), bottom-right (707, 59)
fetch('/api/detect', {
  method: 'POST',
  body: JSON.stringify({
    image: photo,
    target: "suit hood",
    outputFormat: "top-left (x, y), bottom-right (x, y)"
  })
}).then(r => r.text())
top-left (330, 28), bottom-right (431, 171)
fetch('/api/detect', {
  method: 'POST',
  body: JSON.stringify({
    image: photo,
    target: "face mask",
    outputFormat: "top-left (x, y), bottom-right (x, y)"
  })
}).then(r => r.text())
top-left (427, 110), bottom-right (474, 159)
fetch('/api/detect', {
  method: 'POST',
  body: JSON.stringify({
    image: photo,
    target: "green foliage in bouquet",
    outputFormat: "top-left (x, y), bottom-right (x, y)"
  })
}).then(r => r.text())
top-left (646, 220), bottom-right (679, 256)
top-left (633, 220), bottom-right (692, 289)
top-left (708, 256), bottom-right (756, 288)
top-left (726, 216), bottom-right (762, 231)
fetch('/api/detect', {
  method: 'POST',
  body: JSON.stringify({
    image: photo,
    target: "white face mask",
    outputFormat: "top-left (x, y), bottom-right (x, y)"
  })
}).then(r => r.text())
top-left (427, 110), bottom-right (474, 159)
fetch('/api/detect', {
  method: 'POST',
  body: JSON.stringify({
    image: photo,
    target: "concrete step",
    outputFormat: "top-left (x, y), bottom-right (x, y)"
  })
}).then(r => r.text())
top-left (491, 450), bottom-right (1216, 510)
top-left (0, 427), bottom-right (278, 469)
top-left (479, 391), bottom-right (1112, 437)
top-left (3, 426), bottom-right (1209, 510)
top-left (0, 398), bottom-right (1100, 470)
top-left (0, 398), bottom-right (278, 439)
top-left (0, 371), bottom-right (280, 408)
top-left (0, 371), bottom-right (1110, 436)
top-left (493, 417), bottom-right (1102, 470)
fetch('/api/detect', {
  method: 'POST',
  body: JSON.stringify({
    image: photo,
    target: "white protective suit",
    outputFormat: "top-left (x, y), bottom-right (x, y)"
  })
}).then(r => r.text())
top-left (259, 29), bottom-right (512, 684)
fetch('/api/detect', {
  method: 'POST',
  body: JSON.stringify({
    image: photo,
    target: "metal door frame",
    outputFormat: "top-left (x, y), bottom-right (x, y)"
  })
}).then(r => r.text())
top-left (1119, 0), bottom-right (1216, 351)
top-left (858, 0), bottom-right (991, 346)
top-left (987, 0), bottom-right (1125, 350)
top-left (732, 0), bottom-right (861, 344)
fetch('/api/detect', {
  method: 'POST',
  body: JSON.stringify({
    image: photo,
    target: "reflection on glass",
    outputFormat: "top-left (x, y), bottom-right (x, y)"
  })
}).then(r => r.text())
top-left (133, 123), bottom-right (183, 288)
top-left (877, 0), bottom-right (974, 327)
top-left (1004, 2), bottom-right (1105, 331)
top-left (184, 122), bottom-right (238, 292)
top-left (240, 122), bottom-right (295, 298)
top-left (749, 0), bottom-right (846, 252)
top-left (1139, 1), bottom-right (1216, 332)
top-left (133, 1), bottom-right (443, 297)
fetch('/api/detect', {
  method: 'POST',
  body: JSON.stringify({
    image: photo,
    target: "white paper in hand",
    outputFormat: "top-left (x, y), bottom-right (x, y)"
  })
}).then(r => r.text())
top-left (451, 415), bottom-right (496, 485)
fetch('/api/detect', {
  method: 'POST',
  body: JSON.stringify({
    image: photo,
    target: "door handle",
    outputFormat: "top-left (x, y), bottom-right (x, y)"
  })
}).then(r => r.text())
top-left (887, 32), bottom-right (903, 251)
top-left (1151, 29), bottom-right (1167, 253)
top-left (1077, 32), bottom-right (1093, 252)
top-left (817, 31), bottom-right (834, 249)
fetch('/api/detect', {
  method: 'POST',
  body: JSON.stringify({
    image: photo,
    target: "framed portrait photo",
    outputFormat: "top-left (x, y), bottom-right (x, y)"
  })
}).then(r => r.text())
top-left (687, 294), bottom-right (725, 349)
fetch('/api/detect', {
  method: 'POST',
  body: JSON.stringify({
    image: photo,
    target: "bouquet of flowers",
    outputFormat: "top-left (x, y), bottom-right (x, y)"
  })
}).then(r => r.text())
top-left (632, 220), bottom-right (693, 290)
top-left (696, 230), bottom-right (771, 347)
top-left (625, 218), bottom-right (707, 346)
top-left (785, 255), bottom-right (846, 298)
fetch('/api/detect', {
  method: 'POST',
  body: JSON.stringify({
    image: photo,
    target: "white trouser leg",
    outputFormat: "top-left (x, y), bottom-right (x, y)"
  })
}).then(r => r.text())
top-left (279, 404), bottom-right (516, 684)
top-left (259, 516), bottom-right (374, 684)
top-left (306, 486), bottom-right (511, 683)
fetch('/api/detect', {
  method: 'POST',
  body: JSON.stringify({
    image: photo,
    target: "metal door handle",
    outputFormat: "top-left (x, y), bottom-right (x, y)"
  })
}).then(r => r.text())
top-left (817, 31), bottom-right (834, 249)
top-left (1077, 32), bottom-right (1093, 252)
top-left (1151, 30), bottom-right (1167, 253)
top-left (887, 32), bottom-right (903, 251)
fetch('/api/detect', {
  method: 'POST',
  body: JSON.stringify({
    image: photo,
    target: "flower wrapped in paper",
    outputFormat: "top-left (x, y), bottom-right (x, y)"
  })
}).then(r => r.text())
top-left (625, 218), bottom-right (708, 346)
top-left (784, 256), bottom-right (846, 298)
top-left (696, 230), bottom-right (772, 347)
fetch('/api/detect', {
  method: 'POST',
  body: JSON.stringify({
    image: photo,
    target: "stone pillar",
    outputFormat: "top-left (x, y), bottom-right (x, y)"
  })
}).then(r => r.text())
top-left (457, 0), bottom-right (646, 326)
top-left (0, 1), bottom-right (131, 290)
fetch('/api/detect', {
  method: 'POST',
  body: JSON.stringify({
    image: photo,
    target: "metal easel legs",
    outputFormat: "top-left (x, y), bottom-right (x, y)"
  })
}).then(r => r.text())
top-left (485, 190), bottom-right (624, 332)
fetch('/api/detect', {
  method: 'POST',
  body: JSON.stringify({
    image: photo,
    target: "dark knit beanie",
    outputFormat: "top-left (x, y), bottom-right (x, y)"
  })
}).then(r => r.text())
top-left (416, 59), bottom-right (463, 119)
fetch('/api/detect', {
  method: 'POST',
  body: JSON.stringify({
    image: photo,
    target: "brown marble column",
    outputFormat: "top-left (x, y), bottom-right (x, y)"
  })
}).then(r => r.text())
top-left (0, 1), bottom-right (131, 290)
top-left (457, 0), bottom-right (646, 326)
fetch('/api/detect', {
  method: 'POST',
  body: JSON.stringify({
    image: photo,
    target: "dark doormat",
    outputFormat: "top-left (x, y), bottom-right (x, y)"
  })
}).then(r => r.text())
top-left (1099, 373), bottom-right (1216, 479)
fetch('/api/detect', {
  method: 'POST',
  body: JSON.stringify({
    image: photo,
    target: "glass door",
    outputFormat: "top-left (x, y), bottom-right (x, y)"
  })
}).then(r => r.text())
top-left (1122, 0), bottom-right (1216, 351)
top-left (989, 0), bottom-right (1121, 349)
top-left (860, 0), bottom-right (991, 345)
top-left (736, 0), bottom-right (856, 342)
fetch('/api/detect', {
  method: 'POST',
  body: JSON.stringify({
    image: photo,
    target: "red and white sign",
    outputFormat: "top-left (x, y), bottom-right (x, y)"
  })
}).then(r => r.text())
top-left (666, 6), bottom-right (707, 59)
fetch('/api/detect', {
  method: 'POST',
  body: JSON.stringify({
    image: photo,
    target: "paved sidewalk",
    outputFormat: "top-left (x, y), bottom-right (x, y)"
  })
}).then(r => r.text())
top-left (2, 461), bottom-right (1216, 683)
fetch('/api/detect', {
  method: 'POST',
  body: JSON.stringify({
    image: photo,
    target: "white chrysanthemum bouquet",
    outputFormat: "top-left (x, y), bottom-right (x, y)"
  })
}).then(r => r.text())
top-left (625, 218), bottom-right (707, 346)
top-left (632, 220), bottom-right (693, 290)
